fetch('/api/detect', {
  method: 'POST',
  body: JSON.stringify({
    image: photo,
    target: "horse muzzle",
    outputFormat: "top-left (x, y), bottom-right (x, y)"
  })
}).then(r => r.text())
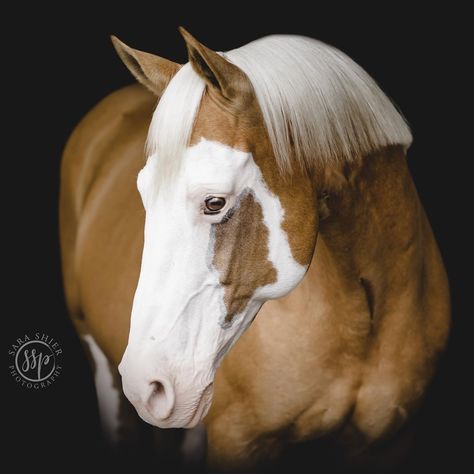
top-left (119, 356), bottom-right (214, 428)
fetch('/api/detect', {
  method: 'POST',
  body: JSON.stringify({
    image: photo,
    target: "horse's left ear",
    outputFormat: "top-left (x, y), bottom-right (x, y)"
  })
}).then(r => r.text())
top-left (111, 36), bottom-right (180, 96)
top-left (179, 27), bottom-right (250, 100)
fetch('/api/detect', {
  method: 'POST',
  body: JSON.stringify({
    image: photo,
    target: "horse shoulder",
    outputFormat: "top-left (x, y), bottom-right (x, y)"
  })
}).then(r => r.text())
top-left (349, 211), bottom-right (450, 443)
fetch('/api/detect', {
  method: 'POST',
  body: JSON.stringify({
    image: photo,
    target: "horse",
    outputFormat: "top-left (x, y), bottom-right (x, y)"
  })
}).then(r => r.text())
top-left (59, 28), bottom-right (450, 471)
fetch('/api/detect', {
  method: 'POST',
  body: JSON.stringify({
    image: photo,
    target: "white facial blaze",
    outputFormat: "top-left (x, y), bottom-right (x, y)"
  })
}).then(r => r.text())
top-left (119, 139), bottom-right (306, 428)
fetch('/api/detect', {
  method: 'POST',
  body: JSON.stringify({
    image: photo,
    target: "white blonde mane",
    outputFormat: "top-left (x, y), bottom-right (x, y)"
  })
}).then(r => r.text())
top-left (147, 35), bottom-right (412, 182)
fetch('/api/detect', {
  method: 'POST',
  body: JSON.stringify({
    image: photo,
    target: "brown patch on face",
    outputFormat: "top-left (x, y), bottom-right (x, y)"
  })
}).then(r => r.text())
top-left (190, 90), bottom-right (256, 150)
top-left (264, 166), bottom-right (318, 266)
top-left (212, 192), bottom-right (277, 323)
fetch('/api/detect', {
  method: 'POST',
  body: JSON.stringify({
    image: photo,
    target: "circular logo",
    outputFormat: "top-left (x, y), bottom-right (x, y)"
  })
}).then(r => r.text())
top-left (9, 332), bottom-right (63, 389)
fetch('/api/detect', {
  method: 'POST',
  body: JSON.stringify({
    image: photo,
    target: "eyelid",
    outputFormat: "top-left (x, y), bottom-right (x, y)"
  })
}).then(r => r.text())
top-left (204, 193), bottom-right (227, 200)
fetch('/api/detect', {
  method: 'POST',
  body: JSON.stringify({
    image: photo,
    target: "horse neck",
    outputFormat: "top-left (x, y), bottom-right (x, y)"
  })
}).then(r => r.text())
top-left (301, 145), bottom-right (426, 332)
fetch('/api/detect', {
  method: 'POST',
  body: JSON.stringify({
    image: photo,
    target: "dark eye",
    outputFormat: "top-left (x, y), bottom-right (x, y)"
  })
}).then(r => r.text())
top-left (204, 196), bottom-right (226, 214)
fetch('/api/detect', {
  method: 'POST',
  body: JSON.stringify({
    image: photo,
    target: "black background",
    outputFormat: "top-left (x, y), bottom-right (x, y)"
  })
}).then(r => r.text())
top-left (5, 4), bottom-right (470, 473)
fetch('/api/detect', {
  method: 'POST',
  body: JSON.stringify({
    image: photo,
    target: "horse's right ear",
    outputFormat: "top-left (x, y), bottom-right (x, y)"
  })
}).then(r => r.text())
top-left (111, 36), bottom-right (180, 96)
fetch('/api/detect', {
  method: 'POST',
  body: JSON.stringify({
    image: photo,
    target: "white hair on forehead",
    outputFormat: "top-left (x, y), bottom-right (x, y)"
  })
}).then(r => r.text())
top-left (146, 35), bottom-right (412, 184)
top-left (146, 63), bottom-right (205, 185)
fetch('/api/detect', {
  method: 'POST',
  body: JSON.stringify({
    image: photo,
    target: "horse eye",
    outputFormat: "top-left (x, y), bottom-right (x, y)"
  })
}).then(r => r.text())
top-left (204, 196), bottom-right (226, 214)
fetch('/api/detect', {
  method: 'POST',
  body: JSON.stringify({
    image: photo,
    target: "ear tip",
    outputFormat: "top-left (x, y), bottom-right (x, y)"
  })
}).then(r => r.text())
top-left (110, 35), bottom-right (122, 48)
top-left (110, 35), bottom-right (133, 57)
top-left (178, 26), bottom-right (195, 44)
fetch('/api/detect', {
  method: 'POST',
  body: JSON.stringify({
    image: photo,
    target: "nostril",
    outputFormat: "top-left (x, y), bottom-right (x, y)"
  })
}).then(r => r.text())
top-left (151, 381), bottom-right (165, 396)
top-left (146, 379), bottom-right (175, 421)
